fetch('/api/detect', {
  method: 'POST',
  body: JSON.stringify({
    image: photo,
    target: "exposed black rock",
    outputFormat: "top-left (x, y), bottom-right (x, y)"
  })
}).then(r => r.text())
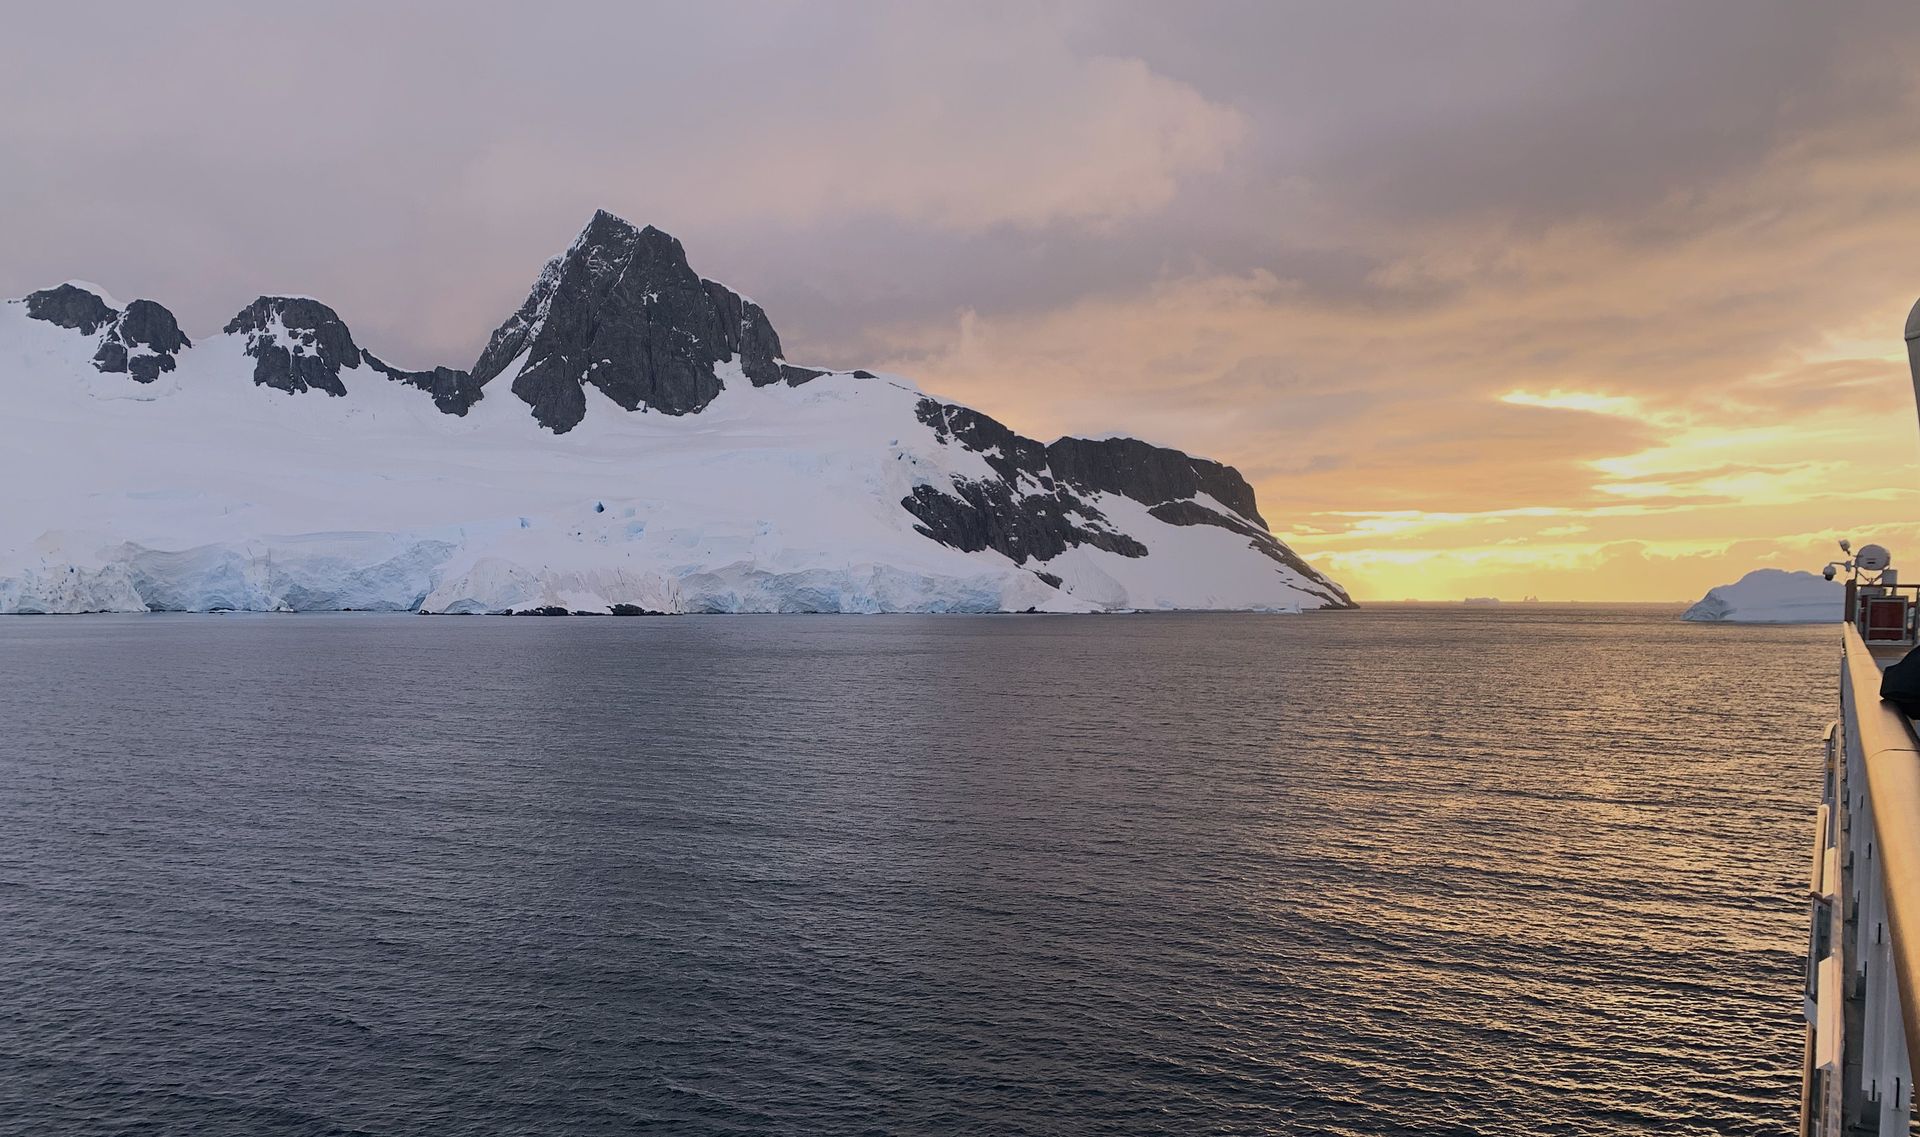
top-left (362, 351), bottom-right (483, 415)
top-left (23, 286), bottom-right (192, 384)
top-left (903, 400), bottom-right (1149, 564)
top-left (224, 297), bottom-right (360, 397)
top-left (471, 210), bottom-right (808, 432)
top-left (902, 479), bottom-right (1147, 564)
top-left (917, 399), bottom-right (1049, 482)
top-left (510, 606), bottom-right (621, 616)
top-left (90, 340), bottom-right (128, 374)
top-left (220, 298), bottom-right (481, 413)
top-left (779, 363), bottom-right (827, 387)
top-left (1046, 436), bottom-right (1266, 527)
top-left (700, 279), bottom-right (785, 387)
top-left (118, 299), bottom-right (190, 357)
top-left (24, 284), bottom-right (116, 334)
top-left (909, 396), bottom-right (1354, 608)
top-left (94, 299), bottom-right (191, 383)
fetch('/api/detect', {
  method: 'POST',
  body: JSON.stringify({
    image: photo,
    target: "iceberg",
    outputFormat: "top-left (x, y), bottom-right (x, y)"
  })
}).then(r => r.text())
top-left (1682, 569), bottom-right (1842, 624)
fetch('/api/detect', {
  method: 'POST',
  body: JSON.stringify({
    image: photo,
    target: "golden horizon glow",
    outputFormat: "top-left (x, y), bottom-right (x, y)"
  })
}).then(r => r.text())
top-left (1291, 359), bottom-right (1920, 601)
top-left (873, 111), bottom-right (1920, 606)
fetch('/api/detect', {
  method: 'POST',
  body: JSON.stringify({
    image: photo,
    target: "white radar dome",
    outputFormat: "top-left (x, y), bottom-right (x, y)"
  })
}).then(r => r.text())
top-left (1857, 544), bottom-right (1893, 572)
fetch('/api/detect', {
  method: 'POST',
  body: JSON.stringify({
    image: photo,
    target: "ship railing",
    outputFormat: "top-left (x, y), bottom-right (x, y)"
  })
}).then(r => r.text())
top-left (1808, 623), bottom-right (1920, 1135)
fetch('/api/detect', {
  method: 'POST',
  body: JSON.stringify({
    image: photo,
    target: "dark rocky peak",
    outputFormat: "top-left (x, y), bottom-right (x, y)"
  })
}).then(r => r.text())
top-left (95, 299), bottom-right (192, 383)
top-left (117, 300), bottom-right (189, 355)
top-left (22, 284), bottom-right (191, 383)
top-left (471, 209), bottom-right (801, 433)
top-left (908, 397), bottom-right (1354, 608)
top-left (25, 283), bottom-right (117, 334)
top-left (224, 295), bottom-right (484, 413)
top-left (1044, 436), bottom-right (1266, 527)
top-left (224, 296), bottom-right (361, 397)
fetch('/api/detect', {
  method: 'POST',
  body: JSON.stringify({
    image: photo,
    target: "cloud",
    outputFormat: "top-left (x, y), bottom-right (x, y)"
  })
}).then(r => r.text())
top-left (0, 2), bottom-right (1245, 365)
top-left (845, 6), bottom-right (1920, 600)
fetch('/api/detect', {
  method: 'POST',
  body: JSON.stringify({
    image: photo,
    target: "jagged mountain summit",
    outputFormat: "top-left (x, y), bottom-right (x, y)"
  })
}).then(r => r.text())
top-left (471, 212), bottom-right (824, 429)
top-left (0, 211), bottom-right (1353, 614)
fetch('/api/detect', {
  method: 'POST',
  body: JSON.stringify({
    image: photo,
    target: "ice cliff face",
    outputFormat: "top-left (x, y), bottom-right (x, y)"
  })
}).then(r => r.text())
top-left (0, 211), bottom-right (1353, 615)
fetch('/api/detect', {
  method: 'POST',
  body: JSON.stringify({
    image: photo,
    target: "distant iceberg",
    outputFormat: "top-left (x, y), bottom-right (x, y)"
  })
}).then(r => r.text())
top-left (1682, 569), bottom-right (1842, 624)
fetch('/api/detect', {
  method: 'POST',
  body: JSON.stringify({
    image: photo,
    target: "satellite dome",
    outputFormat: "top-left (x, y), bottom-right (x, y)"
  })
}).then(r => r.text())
top-left (1858, 543), bottom-right (1893, 572)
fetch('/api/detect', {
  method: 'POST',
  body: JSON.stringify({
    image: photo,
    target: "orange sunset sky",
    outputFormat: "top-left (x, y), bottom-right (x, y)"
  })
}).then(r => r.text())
top-left (6, 1), bottom-right (1920, 601)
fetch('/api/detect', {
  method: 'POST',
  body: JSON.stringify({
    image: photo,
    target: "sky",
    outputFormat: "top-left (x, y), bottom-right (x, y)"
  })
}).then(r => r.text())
top-left (5, 0), bottom-right (1920, 602)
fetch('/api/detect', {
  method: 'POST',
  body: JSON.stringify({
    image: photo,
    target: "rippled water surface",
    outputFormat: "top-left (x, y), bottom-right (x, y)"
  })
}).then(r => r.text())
top-left (0, 607), bottom-right (1832, 1135)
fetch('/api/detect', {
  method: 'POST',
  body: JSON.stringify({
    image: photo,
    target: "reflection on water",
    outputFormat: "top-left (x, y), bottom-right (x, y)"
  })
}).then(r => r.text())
top-left (0, 607), bottom-right (1827, 1134)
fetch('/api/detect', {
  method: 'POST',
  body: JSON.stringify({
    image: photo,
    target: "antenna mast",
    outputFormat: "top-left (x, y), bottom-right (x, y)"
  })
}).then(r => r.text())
top-left (1907, 299), bottom-right (1920, 440)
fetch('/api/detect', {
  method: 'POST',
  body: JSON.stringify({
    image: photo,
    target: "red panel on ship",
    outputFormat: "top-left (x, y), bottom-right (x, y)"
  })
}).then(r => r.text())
top-left (1862, 596), bottom-right (1909, 643)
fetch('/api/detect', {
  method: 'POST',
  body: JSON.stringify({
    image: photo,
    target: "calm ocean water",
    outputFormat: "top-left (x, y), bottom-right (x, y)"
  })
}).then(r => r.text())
top-left (0, 607), bottom-right (1831, 1135)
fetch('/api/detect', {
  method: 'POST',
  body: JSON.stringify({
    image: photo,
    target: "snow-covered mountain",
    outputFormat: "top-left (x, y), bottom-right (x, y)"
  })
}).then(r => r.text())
top-left (1682, 568), bottom-right (1840, 623)
top-left (0, 211), bottom-right (1353, 615)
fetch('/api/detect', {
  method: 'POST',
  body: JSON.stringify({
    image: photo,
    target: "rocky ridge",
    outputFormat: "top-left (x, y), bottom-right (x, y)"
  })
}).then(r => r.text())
top-left (6, 210), bottom-right (1353, 612)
